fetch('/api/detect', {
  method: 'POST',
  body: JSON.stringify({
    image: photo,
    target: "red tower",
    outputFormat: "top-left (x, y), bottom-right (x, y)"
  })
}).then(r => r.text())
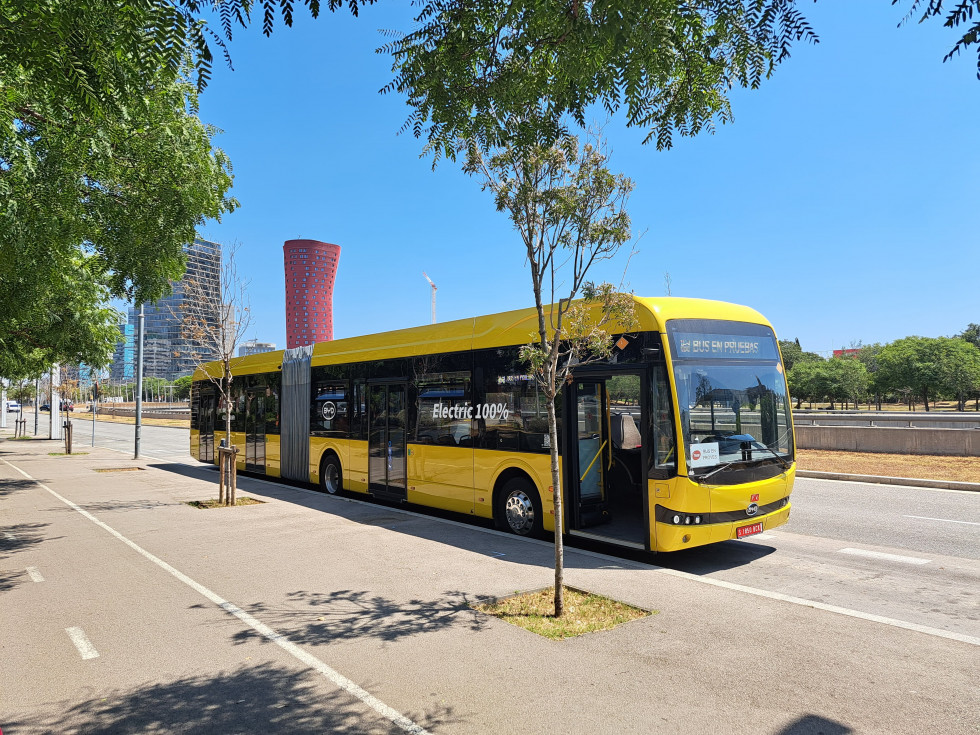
top-left (283, 239), bottom-right (341, 348)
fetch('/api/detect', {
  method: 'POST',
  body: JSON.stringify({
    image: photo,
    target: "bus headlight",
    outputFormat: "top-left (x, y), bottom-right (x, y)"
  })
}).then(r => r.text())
top-left (673, 515), bottom-right (681, 524)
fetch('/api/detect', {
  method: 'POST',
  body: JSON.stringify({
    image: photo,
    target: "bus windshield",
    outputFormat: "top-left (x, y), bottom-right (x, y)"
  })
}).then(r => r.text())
top-left (667, 319), bottom-right (793, 481)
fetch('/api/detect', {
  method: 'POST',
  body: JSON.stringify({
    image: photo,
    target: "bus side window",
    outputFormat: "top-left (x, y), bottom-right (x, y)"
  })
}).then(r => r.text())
top-left (350, 380), bottom-right (366, 441)
top-left (651, 364), bottom-right (677, 477)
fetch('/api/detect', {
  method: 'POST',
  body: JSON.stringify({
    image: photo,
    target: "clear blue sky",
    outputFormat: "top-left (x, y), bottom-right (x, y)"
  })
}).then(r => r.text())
top-left (190, 2), bottom-right (979, 357)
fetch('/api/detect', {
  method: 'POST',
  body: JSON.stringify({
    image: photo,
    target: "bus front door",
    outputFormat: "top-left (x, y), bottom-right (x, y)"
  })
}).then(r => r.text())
top-left (565, 374), bottom-right (648, 550)
top-left (368, 383), bottom-right (407, 500)
top-left (568, 380), bottom-right (609, 530)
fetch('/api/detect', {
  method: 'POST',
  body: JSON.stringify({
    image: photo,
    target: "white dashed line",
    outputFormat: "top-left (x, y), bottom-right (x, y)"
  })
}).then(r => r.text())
top-left (65, 627), bottom-right (99, 659)
top-left (2, 457), bottom-right (432, 735)
top-left (903, 515), bottom-right (980, 527)
top-left (25, 566), bottom-right (44, 582)
top-left (838, 548), bottom-right (931, 565)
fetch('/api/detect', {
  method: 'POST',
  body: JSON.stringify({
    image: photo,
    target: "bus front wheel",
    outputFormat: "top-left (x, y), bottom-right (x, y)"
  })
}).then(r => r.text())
top-left (496, 477), bottom-right (542, 537)
top-left (320, 454), bottom-right (342, 495)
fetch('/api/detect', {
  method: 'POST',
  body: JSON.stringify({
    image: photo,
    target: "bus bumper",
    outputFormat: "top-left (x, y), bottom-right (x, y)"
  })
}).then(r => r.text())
top-left (655, 502), bottom-right (792, 552)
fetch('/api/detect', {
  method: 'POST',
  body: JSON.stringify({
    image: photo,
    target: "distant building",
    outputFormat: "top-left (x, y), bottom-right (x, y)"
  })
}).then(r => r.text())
top-left (110, 312), bottom-right (135, 383)
top-left (832, 348), bottom-right (861, 359)
top-left (239, 340), bottom-right (276, 357)
top-left (283, 239), bottom-right (340, 349)
top-left (110, 237), bottom-right (223, 382)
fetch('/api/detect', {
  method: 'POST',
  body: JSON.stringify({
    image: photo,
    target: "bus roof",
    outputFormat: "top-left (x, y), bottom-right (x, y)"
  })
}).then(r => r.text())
top-left (192, 296), bottom-right (771, 380)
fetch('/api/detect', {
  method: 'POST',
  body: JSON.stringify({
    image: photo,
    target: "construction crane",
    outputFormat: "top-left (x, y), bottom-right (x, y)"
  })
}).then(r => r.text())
top-left (423, 272), bottom-right (437, 324)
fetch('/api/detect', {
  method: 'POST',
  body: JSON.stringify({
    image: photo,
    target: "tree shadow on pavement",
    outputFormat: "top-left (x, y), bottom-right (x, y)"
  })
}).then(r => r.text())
top-left (2, 660), bottom-right (460, 734)
top-left (0, 522), bottom-right (56, 593)
top-left (777, 714), bottom-right (853, 734)
top-left (210, 589), bottom-right (492, 649)
top-left (0, 521), bottom-right (53, 558)
top-left (0, 478), bottom-right (35, 497)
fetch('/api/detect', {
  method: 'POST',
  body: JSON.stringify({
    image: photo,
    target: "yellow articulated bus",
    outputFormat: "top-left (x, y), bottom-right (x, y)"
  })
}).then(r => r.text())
top-left (190, 296), bottom-right (795, 552)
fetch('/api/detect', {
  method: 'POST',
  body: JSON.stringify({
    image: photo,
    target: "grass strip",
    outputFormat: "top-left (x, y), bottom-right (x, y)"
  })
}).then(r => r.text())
top-left (185, 497), bottom-right (265, 509)
top-left (474, 586), bottom-right (654, 640)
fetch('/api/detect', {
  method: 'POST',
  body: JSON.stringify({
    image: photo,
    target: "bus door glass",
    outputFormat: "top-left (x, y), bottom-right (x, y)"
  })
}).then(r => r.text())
top-left (368, 383), bottom-right (407, 499)
top-left (569, 380), bottom-right (608, 528)
top-left (245, 388), bottom-right (266, 472)
top-left (200, 390), bottom-right (216, 463)
top-left (566, 374), bottom-right (648, 549)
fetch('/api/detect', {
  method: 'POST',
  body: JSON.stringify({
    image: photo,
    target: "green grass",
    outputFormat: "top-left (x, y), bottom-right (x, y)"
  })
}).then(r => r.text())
top-left (185, 497), bottom-right (265, 509)
top-left (474, 586), bottom-right (654, 640)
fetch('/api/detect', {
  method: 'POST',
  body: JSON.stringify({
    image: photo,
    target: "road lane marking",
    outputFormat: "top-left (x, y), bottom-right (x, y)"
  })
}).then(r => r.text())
top-left (1, 458), bottom-right (431, 735)
top-left (4, 532), bottom-right (16, 540)
top-left (903, 515), bottom-right (980, 527)
top-left (838, 548), bottom-right (930, 565)
top-left (25, 566), bottom-right (44, 582)
top-left (65, 627), bottom-right (99, 659)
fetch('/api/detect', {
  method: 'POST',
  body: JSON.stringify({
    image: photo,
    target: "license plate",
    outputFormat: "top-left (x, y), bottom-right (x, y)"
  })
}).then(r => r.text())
top-left (736, 522), bottom-right (764, 539)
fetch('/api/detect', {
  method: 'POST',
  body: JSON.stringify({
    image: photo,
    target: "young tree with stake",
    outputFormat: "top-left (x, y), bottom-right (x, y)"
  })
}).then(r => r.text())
top-left (174, 244), bottom-right (253, 504)
top-left (465, 131), bottom-right (638, 617)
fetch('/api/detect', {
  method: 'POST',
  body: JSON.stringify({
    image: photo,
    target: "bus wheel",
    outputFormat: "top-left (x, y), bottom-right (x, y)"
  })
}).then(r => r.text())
top-left (321, 455), bottom-right (342, 495)
top-left (497, 478), bottom-right (542, 537)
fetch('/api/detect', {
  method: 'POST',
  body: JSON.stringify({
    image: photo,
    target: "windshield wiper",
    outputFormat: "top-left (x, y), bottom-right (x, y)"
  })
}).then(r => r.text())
top-left (749, 440), bottom-right (790, 470)
top-left (690, 461), bottom-right (740, 484)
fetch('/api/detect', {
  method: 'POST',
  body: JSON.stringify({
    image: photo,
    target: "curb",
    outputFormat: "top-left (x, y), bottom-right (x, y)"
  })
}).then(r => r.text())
top-left (796, 470), bottom-right (980, 492)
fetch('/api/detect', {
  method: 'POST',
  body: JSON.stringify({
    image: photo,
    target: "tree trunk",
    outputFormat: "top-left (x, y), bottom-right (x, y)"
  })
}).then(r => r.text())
top-left (547, 376), bottom-right (564, 618)
top-left (923, 389), bottom-right (929, 412)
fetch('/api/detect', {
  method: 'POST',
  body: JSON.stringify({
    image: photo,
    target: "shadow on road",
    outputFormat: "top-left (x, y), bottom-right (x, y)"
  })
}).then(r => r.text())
top-left (0, 521), bottom-right (57, 593)
top-left (148, 462), bottom-right (772, 575)
top-left (777, 714), bottom-right (853, 734)
top-left (652, 539), bottom-right (777, 574)
top-left (3, 661), bottom-right (460, 733)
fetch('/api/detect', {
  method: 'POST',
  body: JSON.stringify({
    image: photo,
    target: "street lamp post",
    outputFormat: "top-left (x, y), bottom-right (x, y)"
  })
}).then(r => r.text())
top-left (135, 304), bottom-right (144, 459)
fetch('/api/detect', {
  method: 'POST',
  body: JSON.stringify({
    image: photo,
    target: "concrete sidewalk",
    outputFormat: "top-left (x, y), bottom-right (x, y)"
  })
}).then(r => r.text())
top-left (1, 435), bottom-right (976, 735)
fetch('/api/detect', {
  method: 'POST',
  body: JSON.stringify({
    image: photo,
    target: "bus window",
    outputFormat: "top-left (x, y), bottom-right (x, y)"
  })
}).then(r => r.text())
top-left (311, 381), bottom-right (349, 437)
top-left (414, 370), bottom-right (472, 446)
top-left (477, 348), bottom-right (554, 454)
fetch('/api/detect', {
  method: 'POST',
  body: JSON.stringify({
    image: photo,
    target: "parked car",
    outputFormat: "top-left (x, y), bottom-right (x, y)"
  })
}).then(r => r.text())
top-left (40, 404), bottom-right (50, 412)
top-left (6, 400), bottom-right (21, 413)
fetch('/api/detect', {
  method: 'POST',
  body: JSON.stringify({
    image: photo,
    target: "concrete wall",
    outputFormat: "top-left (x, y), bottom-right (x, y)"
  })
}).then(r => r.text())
top-left (795, 425), bottom-right (980, 456)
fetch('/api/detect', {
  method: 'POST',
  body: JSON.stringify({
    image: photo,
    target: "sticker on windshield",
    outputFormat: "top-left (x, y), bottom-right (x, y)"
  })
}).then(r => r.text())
top-left (690, 442), bottom-right (720, 468)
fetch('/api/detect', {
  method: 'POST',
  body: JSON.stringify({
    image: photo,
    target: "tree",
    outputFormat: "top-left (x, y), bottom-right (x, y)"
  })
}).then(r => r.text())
top-left (957, 323), bottom-right (980, 349)
top-left (855, 343), bottom-right (886, 409)
top-left (824, 357), bottom-right (869, 410)
top-left (2, 9), bottom-right (237, 378)
top-left (386, 2), bottom-right (819, 159)
top-left (173, 375), bottom-right (194, 401)
top-left (175, 244), bottom-right (253, 504)
top-left (936, 337), bottom-right (980, 411)
top-left (878, 337), bottom-right (944, 411)
top-left (465, 131), bottom-right (637, 616)
top-left (779, 338), bottom-right (822, 373)
top-left (895, 1), bottom-right (980, 78)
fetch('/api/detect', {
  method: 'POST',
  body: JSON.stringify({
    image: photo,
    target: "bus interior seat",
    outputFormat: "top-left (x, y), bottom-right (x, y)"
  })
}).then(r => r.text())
top-left (611, 413), bottom-right (642, 450)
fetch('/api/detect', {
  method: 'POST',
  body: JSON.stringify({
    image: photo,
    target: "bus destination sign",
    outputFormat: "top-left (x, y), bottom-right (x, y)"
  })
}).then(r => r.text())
top-left (672, 332), bottom-right (779, 361)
